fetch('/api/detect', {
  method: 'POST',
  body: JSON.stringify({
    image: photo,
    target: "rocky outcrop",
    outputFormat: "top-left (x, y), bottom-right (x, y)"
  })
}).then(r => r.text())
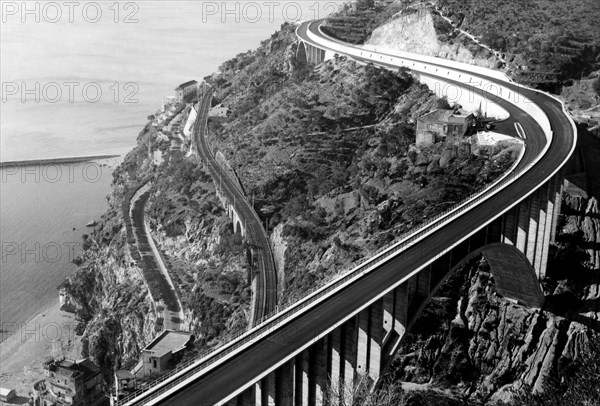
top-left (365, 7), bottom-right (498, 69)
top-left (60, 240), bottom-right (158, 373)
top-left (388, 131), bottom-right (600, 404)
top-left (392, 258), bottom-right (596, 404)
top-left (563, 196), bottom-right (600, 269)
top-left (271, 223), bottom-right (288, 296)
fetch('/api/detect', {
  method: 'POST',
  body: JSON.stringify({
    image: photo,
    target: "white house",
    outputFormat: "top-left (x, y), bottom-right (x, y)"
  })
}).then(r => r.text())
top-left (138, 330), bottom-right (192, 376)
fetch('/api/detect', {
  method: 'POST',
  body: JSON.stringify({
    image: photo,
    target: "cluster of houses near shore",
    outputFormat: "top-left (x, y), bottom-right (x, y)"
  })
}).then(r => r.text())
top-left (7, 329), bottom-right (192, 406)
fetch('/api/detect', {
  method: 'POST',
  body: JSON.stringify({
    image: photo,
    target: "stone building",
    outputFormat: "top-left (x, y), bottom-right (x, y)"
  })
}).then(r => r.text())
top-left (416, 109), bottom-right (475, 146)
top-left (175, 80), bottom-right (198, 103)
top-left (139, 330), bottom-right (192, 376)
top-left (44, 358), bottom-right (103, 405)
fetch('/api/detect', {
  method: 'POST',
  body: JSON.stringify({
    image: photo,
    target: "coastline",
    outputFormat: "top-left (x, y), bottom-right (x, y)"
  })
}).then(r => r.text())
top-left (0, 154), bottom-right (121, 168)
top-left (0, 298), bottom-right (82, 401)
top-left (1, 156), bottom-right (118, 343)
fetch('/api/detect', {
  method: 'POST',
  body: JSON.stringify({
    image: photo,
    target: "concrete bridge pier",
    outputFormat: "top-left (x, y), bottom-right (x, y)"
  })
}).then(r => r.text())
top-left (499, 171), bottom-right (564, 281)
top-left (216, 188), bottom-right (247, 238)
top-left (297, 41), bottom-right (327, 66)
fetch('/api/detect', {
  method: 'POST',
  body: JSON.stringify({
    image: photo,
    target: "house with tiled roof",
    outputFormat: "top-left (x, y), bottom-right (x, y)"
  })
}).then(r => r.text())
top-left (416, 109), bottom-right (475, 146)
top-left (175, 80), bottom-right (198, 103)
top-left (44, 357), bottom-right (103, 405)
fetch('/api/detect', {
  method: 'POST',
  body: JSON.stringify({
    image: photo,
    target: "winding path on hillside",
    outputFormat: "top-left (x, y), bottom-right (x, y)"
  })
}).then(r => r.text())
top-left (130, 182), bottom-right (184, 331)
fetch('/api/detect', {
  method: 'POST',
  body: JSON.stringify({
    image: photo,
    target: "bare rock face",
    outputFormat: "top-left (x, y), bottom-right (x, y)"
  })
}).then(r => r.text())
top-left (271, 223), bottom-right (289, 294)
top-left (285, 42), bottom-right (298, 73)
top-left (427, 155), bottom-right (441, 173)
top-left (581, 197), bottom-right (600, 269)
top-left (392, 257), bottom-right (597, 403)
top-left (365, 7), bottom-right (498, 69)
top-left (439, 146), bottom-right (457, 168)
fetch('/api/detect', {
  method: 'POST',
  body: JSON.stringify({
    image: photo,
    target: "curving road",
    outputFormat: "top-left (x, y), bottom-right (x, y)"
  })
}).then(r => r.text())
top-left (121, 20), bottom-right (576, 406)
top-left (192, 88), bottom-right (278, 326)
top-left (130, 183), bottom-right (184, 331)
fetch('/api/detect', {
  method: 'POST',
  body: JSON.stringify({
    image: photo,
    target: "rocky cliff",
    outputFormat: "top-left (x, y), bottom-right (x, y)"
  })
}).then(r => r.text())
top-left (380, 129), bottom-right (600, 405)
top-left (365, 6), bottom-right (500, 69)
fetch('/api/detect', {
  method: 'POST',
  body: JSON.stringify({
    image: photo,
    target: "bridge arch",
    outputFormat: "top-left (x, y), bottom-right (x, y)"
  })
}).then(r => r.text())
top-left (430, 242), bottom-right (545, 311)
top-left (296, 40), bottom-right (308, 66)
top-left (383, 242), bottom-right (545, 380)
top-left (233, 218), bottom-right (243, 236)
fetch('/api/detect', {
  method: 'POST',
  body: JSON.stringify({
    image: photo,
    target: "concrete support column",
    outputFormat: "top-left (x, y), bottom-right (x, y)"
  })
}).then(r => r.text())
top-left (538, 175), bottom-right (558, 277)
top-left (486, 217), bottom-right (503, 244)
top-left (329, 327), bottom-right (343, 402)
top-left (549, 171), bottom-right (564, 243)
top-left (356, 309), bottom-right (370, 378)
top-left (406, 275), bottom-right (417, 310)
top-left (516, 196), bottom-right (531, 252)
top-left (258, 373), bottom-right (276, 406)
top-left (342, 317), bottom-right (358, 404)
top-left (382, 283), bottom-right (409, 370)
top-left (382, 291), bottom-right (394, 340)
top-left (295, 351), bottom-right (309, 406)
top-left (355, 300), bottom-right (384, 383)
top-left (312, 338), bottom-right (327, 406)
top-left (415, 267), bottom-right (431, 299)
top-left (532, 181), bottom-right (550, 275)
top-left (368, 300), bottom-right (383, 382)
top-left (394, 284), bottom-right (408, 337)
top-left (526, 187), bottom-right (542, 264)
top-left (502, 206), bottom-right (519, 245)
top-left (277, 360), bottom-right (295, 406)
top-left (255, 381), bottom-right (262, 405)
top-left (239, 386), bottom-right (255, 406)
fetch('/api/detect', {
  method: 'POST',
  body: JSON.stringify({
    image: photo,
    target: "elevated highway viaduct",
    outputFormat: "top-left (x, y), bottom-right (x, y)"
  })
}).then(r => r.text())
top-left (119, 19), bottom-right (576, 406)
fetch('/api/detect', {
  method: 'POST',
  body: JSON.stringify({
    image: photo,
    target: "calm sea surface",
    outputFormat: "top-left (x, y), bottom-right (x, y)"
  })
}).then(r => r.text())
top-left (0, 1), bottom-right (341, 341)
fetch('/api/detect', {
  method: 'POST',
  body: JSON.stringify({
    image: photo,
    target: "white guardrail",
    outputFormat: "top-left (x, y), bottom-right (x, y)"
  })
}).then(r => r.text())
top-left (120, 20), bottom-right (577, 406)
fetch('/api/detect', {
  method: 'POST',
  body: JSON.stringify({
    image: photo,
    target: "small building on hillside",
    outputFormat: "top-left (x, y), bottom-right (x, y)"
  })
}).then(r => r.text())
top-left (139, 330), bottom-right (192, 376)
top-left (114, 370), bottom-right (136, 399)
top-left (208, 103), bottom-right (229, 118)
top-left (470, 130), bottom-right (522, 156)
top-left (416, 109), bottom-right (474, 146)
top-left (175, 80), bottom-right (198, 103)
top-left (44, 358), bottom-right (103, 406)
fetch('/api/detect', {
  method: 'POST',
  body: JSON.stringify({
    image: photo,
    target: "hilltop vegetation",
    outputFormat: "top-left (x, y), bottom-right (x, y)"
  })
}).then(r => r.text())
top-left (435, 0), bottom-right (600, 91)
top-left (322, 0), bottom-right (600, 92)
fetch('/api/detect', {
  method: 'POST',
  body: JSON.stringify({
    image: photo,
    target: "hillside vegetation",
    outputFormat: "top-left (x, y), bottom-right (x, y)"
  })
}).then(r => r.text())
top-left (206, 23), bottom-right (516, 304)
top-left (435, 0), bottom-right (600, 91)
top-left (60, 126), bottom-right (250, 381)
